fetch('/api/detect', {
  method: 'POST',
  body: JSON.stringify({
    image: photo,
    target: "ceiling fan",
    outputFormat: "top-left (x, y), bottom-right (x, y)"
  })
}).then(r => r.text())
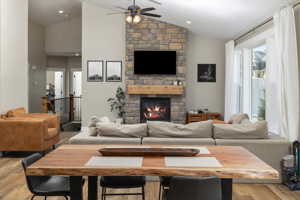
top-left (110, 0), bottom-right (162, 24)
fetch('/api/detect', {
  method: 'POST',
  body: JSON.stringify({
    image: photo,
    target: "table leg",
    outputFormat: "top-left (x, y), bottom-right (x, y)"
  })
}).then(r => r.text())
top-left (70, 176), bottom-right (83, 200)
top-left (88, 176), bottom-right (98, 200)
top-left (221, 178), bottom-right (232, 200)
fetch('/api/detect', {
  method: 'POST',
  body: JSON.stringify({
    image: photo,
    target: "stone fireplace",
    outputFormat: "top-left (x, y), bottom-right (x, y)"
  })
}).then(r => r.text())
top-left (140, 97), bottom-right (171, 123)
top-left (124, 17), bottom-right (187, 124)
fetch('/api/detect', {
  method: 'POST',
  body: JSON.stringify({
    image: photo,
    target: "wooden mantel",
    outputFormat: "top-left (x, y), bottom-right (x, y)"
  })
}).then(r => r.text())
top-left (127, 85), bottom-right (184, 95)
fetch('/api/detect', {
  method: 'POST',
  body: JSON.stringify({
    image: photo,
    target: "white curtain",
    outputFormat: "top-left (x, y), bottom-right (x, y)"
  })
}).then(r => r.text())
top-left (225, 41), bottom-right (241, 121)
top-left (266, 37), bottom-right (280, 134)
top-left (273, 6), bottom-right (299, 141)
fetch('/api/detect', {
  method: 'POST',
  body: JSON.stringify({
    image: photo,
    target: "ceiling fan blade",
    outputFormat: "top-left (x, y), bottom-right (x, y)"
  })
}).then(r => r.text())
top-left (114, 6), bottom-right (129, 11)
top-left (146, 0), bottom-right (162, 5)
top-left (107, 12), bottom-right (128, 15)
top-left (140, 7), bottom-right (155, 13)
top-left (141, 13), bottom-right (161, 17)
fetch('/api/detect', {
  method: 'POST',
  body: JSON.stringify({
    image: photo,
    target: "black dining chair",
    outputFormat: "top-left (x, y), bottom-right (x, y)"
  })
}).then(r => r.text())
top-left (100, 176), bottom-right (146, 200)
top-left (165, 176), bottom-right (222, 200)
top-left (22, 153), bottom-right (76, 200)
top-left (159, 176), bottom-right (172, 200)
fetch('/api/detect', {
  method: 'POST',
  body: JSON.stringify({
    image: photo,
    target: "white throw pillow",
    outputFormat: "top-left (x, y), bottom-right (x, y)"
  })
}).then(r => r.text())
top-left (96, 123), bottom-right (148, 138)
top-left (213, 120), bottom-right (268, 139)
top-left (228, 113), bottom-right (250, 124)
top-left (147, 121), bottom-right (213, 138)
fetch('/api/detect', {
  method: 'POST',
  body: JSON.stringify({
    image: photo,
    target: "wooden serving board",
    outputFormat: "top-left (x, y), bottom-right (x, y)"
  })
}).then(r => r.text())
top-left (98, 147), bottom-right (200, 157)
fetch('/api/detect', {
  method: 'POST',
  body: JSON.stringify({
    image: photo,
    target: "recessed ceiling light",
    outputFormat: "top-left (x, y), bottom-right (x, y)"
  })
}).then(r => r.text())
top-left (186, 20), bottom-right (192, 25)
top-left (74, 53), bottom-right (80, 57)
top-left (58, 10), bottom-right (64, 14)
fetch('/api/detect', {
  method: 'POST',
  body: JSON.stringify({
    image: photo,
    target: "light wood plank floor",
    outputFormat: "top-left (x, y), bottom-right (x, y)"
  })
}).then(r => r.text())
top-left (1, 132), bottom-right (300, 200)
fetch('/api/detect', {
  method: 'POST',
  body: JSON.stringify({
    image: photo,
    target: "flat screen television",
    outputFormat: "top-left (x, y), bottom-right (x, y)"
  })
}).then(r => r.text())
top-left (134, 51), bottom-right (176, 75)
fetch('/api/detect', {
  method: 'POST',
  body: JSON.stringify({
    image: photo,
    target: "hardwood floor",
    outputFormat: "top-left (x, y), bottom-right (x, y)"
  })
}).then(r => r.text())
top-left (1, 132), bottom-right (300, 200)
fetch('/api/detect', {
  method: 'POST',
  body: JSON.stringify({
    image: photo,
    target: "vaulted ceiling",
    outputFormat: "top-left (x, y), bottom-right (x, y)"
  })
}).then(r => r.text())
top-left (29, 0), bottom-right (290, 40)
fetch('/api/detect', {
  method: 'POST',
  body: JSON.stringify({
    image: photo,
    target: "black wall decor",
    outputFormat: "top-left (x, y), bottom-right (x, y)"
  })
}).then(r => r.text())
top-left (197, 64), bottom-right (216, 82)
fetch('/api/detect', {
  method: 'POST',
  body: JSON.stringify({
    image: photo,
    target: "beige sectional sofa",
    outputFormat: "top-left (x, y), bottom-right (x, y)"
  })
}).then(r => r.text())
top-left (69, 121), bottom-right (291, 183)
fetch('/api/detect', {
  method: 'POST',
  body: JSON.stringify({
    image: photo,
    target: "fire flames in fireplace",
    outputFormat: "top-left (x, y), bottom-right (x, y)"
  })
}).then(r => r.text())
top-left (144, 105), bottom-right (167, 120)
top-left (140, 97), bottom-right (171, 122)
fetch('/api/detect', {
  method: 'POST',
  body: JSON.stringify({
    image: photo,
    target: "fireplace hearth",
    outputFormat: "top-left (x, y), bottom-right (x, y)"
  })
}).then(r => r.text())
top-left (140, 97), bottom-right (171, 123)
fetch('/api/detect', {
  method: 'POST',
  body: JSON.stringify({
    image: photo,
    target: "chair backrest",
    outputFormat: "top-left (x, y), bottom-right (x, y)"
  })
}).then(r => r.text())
top-left (166, 177), bottom-right (222, 200)
top-left (21, 153), bottom-right (49, 193)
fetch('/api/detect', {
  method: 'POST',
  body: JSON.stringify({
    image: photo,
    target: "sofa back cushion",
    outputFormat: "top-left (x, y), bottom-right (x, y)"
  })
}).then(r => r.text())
top-left (213, 120), bottom-right (268, 139)
top-left (6, 107), bottom-right (26, 117)
top-left (147, 121), bottom-right (213, 138)
top-left (96, 123), bottom-right (147, 138)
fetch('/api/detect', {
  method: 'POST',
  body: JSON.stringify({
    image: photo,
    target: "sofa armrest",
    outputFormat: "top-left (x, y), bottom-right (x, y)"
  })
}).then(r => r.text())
top-left (0, 118), bottom-right (48, 150)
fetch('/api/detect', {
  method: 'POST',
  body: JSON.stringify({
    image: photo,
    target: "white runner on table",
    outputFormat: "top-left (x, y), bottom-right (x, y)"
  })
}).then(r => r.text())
top-left (162, 146), bottom-right (211, 154)
top-left (165, 157), bottom-right (222, 167)
top-left (85, 156), bottom-right (143, 167)
top-left (103, 145), bottom-right (151, 148)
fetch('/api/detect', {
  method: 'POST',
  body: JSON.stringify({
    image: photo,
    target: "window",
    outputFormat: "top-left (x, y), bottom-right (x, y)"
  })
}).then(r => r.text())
top-left (251, 44), bottom-right (266, 121)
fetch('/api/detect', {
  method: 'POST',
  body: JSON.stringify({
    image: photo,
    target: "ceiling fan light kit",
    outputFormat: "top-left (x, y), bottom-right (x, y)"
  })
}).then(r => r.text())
top-left (113, 0), bottom-right (162, 24)
top-left (126, 14), bottom-right (142, 24)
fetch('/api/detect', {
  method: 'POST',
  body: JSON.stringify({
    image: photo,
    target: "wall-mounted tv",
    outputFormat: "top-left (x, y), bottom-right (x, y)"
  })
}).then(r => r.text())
top-left (134, 51), bottom-right (176, 75)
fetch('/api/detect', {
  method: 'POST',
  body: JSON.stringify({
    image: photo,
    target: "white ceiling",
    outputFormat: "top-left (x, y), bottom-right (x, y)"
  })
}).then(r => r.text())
top-left (29, 0), bottom-right (82, 26)
top-left (29, 0), bottom-right (290, 39)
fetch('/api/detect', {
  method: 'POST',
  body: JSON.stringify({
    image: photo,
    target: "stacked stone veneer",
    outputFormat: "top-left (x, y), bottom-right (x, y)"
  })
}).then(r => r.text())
top-left (125, 17), bottom-right (187, 124)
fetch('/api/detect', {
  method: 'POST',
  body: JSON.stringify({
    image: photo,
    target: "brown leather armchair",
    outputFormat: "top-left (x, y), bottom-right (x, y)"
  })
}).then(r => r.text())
top-left (0, 108), bottom-right (60, 152)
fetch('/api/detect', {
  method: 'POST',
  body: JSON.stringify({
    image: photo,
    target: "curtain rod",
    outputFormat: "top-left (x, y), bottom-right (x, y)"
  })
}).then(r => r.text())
top-left (234, 1), bottom-right (300, 42)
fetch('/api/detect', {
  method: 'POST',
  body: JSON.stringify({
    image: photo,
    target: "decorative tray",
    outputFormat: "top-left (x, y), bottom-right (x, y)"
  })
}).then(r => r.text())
top-left (98, 148), bottom-right (200, 157)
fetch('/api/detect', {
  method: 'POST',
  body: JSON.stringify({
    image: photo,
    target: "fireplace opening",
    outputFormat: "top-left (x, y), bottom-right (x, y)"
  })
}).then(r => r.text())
top-left (140, 97), bottom-right (171, 123)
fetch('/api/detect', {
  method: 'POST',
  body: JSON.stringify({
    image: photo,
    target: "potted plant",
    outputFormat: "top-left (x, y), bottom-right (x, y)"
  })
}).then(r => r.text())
top-left (107, 87), bottom-right (126, 123)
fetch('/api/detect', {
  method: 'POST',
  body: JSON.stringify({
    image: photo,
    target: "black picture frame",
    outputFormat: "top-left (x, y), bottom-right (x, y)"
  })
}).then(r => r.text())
top-left (87, 60), bottom-right (104, 82)
top-left (197, 64), bottom-right (216, 82)
top-left (106, 61), bottom-right (122, 82)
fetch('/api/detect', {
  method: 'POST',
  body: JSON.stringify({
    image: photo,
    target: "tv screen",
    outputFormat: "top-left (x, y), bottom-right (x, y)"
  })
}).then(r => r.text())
top-left (134, 51), bottom-right (176, 75)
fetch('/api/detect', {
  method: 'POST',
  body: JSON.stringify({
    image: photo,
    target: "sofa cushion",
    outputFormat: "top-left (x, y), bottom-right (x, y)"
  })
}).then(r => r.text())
top-left (45, 128), bottom-right (58, 140)
top-left (142, 137), bottom-right (215, 145)
top-left (96, 123), bottom-right (147, 138)
top-left (68, 131), bottom-right (141, 145)
top-left (147, 121), bottom-right (213, 138)
top-left (213, 121), bottom-right (268, 139)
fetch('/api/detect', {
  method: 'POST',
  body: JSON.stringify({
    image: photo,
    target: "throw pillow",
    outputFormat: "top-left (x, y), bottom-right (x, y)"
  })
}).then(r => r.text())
top-left (96, 123), bottom-right (148, 138)
top-left (213, 120), bottom-right (268, 139)
top-left (147, 121), bottom-right (213, 138)
top-left (228, 113), bottom-right (250, 124)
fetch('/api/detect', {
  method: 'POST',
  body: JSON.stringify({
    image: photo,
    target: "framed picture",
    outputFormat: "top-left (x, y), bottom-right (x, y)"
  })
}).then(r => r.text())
top-left (197, 64), bottom-right (216, 82)
top-left (87, 60), bottom-right (104, 82)
top-left (106, 61), bottom-right (122, 82)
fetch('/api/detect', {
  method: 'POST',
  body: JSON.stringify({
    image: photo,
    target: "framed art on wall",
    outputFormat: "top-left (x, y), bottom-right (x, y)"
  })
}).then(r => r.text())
top-left (87, 60), bottom-right (104, 82)
top-left (106, 61), bottom-right (122, 82)
top-left (197, 64), bottom-right (216, 82)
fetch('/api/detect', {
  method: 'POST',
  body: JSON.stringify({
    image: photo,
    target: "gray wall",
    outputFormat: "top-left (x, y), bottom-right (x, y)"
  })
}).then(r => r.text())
top-left (28, 21), bottom-right (47, 113)
top-left (82, 2), bottom-right (125, 126)
top-left (45, 17), bottom-right (82, 55)
top-left (186, 33), bottom-right (226, 115)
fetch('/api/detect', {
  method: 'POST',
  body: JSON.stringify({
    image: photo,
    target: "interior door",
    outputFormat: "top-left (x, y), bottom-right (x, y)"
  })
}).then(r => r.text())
top-left (72, 71), bottom-right (82, 97)
top-left (54, 71), bottom-right (64, 98)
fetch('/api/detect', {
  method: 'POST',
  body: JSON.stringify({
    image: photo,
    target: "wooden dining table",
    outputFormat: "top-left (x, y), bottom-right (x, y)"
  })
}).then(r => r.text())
top-left (26, 145), bottom-right (279, 200)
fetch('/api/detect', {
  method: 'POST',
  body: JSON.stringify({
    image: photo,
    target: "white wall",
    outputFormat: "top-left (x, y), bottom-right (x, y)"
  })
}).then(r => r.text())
top-left (45, 17), bottom-right (81, 55)
top-left (186, 33), bottom-right (226, 115)
top-left (28, 22), bottom-right (47, 113)
top-left (0, 0), bottom-right (28, 113)
top-left (82, 2), bottom-right (125, 125)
